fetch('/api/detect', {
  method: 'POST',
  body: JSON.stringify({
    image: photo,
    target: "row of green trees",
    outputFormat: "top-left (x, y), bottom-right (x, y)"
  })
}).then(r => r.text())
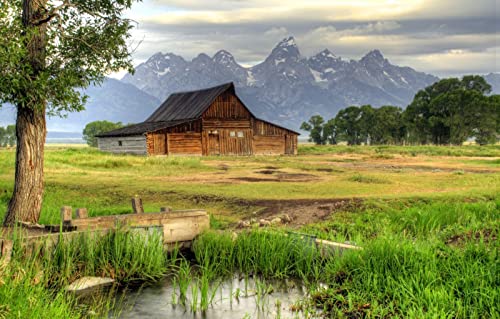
top-left (83, 120), bottom-right (124, 147)
top-left (301, 76), bottom-right (499, 145)
top-left (0, 125), bottom-right (16, 147)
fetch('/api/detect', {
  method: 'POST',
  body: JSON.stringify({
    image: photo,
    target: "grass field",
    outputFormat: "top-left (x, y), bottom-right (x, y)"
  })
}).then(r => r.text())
top-left (0, 144), bottom-right (498, 318)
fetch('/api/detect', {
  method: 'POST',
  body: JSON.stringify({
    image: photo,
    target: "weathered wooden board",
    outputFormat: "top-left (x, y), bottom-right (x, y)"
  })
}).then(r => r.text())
top-left (253, 135), bottom-right (285, 155)
top-left (69, 210), bottom-right (209, 244)
top-left (167, 133), bottom-right (202, 155)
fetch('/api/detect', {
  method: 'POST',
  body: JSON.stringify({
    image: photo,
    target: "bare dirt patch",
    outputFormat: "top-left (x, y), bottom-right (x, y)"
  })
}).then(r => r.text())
top-left (158, 191), bottom-right (363, 227)
top-left (256, 169), bottom-right (276, 175)
top-left (248, 198), bottom-right (363, 226)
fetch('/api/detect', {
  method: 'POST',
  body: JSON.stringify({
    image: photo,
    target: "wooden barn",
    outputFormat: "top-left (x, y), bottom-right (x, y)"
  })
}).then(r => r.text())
top-left (97, 83), bottom-right (299, 156)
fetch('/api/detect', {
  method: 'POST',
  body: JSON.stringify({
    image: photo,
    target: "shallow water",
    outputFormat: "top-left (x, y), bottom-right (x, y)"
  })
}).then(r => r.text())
top-left (118, 276), bottom-right (309, 319)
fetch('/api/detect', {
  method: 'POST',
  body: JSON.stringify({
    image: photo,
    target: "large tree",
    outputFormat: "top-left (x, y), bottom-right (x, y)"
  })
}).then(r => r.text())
top-left (0, 0), bottom-right (137, 226)
top-left (405, 76), bottom-right (492, 145)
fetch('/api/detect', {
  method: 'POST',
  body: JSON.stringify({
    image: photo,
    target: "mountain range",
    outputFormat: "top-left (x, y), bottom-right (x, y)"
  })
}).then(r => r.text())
top-left (122, 36), bottom-right (440, 130)
top-left (1, 36), bottom-right (499, 133)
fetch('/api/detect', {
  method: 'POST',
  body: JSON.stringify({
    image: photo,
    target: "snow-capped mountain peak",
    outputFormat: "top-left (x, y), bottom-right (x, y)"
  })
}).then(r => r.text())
top-left (268, 36), bottom-right (301, 62)
top-left (318, 49), bottom-right (337, 59)
top-left (213, 50), bottom-right (237, 66)
top-left (361, 49), bottom-right (386, 66)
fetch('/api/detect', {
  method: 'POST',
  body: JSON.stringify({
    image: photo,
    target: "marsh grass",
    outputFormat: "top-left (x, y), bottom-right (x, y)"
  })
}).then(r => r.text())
top-left (189, 199), bottom-right (499, 318)
top-left (0, 228), bottom-right (171, 319)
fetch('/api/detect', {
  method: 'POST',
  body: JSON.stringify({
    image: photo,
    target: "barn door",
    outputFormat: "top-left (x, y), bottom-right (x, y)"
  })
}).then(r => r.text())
top-left (208, 133), bottom-right (220, 155)
top-left (285, 135), bottom-right (293, 155)
top-left (153, 133), bottom-right (166, 155)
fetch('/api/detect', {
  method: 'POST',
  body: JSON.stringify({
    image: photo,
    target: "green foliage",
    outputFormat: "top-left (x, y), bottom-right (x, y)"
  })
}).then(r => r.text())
top-left (334, 106), bottom-right (363, 145)
top-left (474, 94), bottom-right (500, 145)
top-left (191, 198), bottom-right (498, 318)
top-left (406, 75), bottom-right (497, 145)
top-left (0, 125), bottom-right (15, 147)
top-left (322, 118), bottom-right (337, 144)
top-left (83, 120), bottom-right (124, 147)
top-left (0, 0), bottom-right (137, 115)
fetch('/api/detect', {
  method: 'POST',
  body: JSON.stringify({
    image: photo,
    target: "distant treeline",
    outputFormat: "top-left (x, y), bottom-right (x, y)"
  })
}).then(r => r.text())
top-left (301, 75), bottom-right (500, 146)
top-left (0, 125), bottom-right (16, 147)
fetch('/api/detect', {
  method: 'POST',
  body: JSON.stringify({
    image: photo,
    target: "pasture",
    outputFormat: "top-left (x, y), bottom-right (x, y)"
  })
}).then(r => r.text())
top-left (0, 144), bottom-right (498, 318)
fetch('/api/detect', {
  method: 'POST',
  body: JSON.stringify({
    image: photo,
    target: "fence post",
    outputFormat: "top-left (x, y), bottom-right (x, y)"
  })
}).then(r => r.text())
top-left (76, 208), bottom-right (88, 219)
top-left (61, 206), bottom-right (72, 223)
top-left (160, 207), bottom-right (172, 213)
top-left (132, 197), bottom-right (144, 214)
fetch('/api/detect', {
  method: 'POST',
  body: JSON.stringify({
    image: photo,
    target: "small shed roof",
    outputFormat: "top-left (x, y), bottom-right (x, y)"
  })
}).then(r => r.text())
top-left (96, 120), bottom-right (191, 137)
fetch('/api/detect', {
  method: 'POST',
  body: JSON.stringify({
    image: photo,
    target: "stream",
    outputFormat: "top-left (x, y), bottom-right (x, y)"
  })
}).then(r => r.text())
top-left (117, 275), bottom-right (310, 319)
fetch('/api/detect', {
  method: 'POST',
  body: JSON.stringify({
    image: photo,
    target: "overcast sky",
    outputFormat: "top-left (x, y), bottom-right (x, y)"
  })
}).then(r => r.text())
top-left (121, 0), bottom-right (499, 77)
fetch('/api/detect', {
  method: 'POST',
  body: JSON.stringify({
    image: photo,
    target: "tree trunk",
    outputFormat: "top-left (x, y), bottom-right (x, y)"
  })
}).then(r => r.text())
top-left (3, 0), bottom-right (48, 226)
top-left (4, 107), bottom-right (47, 226)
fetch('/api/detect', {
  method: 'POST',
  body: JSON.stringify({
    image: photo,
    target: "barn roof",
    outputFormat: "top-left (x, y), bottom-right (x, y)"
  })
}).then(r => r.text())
top-left (145, 82), bottom-right (244, 122)
top-left (97, 82), bottom-right (299, 137)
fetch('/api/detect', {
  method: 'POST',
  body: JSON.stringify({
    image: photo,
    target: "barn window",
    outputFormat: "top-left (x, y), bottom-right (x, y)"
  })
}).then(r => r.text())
top-left (237, 131), bottom-right (244, 138)
top-left (229, 131), bottom-right (236, 137)
top-left (118, 141), bottom-right (123, 146)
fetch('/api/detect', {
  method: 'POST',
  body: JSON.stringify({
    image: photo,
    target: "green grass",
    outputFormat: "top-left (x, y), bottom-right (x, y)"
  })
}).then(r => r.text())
top-left (299, 144), bottom-right (500, 157)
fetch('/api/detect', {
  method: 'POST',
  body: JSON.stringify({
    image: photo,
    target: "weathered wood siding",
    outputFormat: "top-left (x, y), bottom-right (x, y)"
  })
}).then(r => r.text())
top-left (202, 129), bottom-right (252, 155)
top-left (97, 136), bottom-right (147, 155)
top-left (110, 91), bottom-right (298, 157)
top-left (146, 120), bottom-right (202, 155)
top-left (253, 119), bottom-right (291, 136)
top-left (201, 92), bottom-right (253, 155)
top-left (203, 92), bottom-right (251, 120)
top-left (253, 136), bottom-right (285, 155)
top-left (167, 133), bottom-right (202, 156)
top-left (285, 134), bottom-right (298, 155)
top-left (252, 119), bottom-right (298, 155)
